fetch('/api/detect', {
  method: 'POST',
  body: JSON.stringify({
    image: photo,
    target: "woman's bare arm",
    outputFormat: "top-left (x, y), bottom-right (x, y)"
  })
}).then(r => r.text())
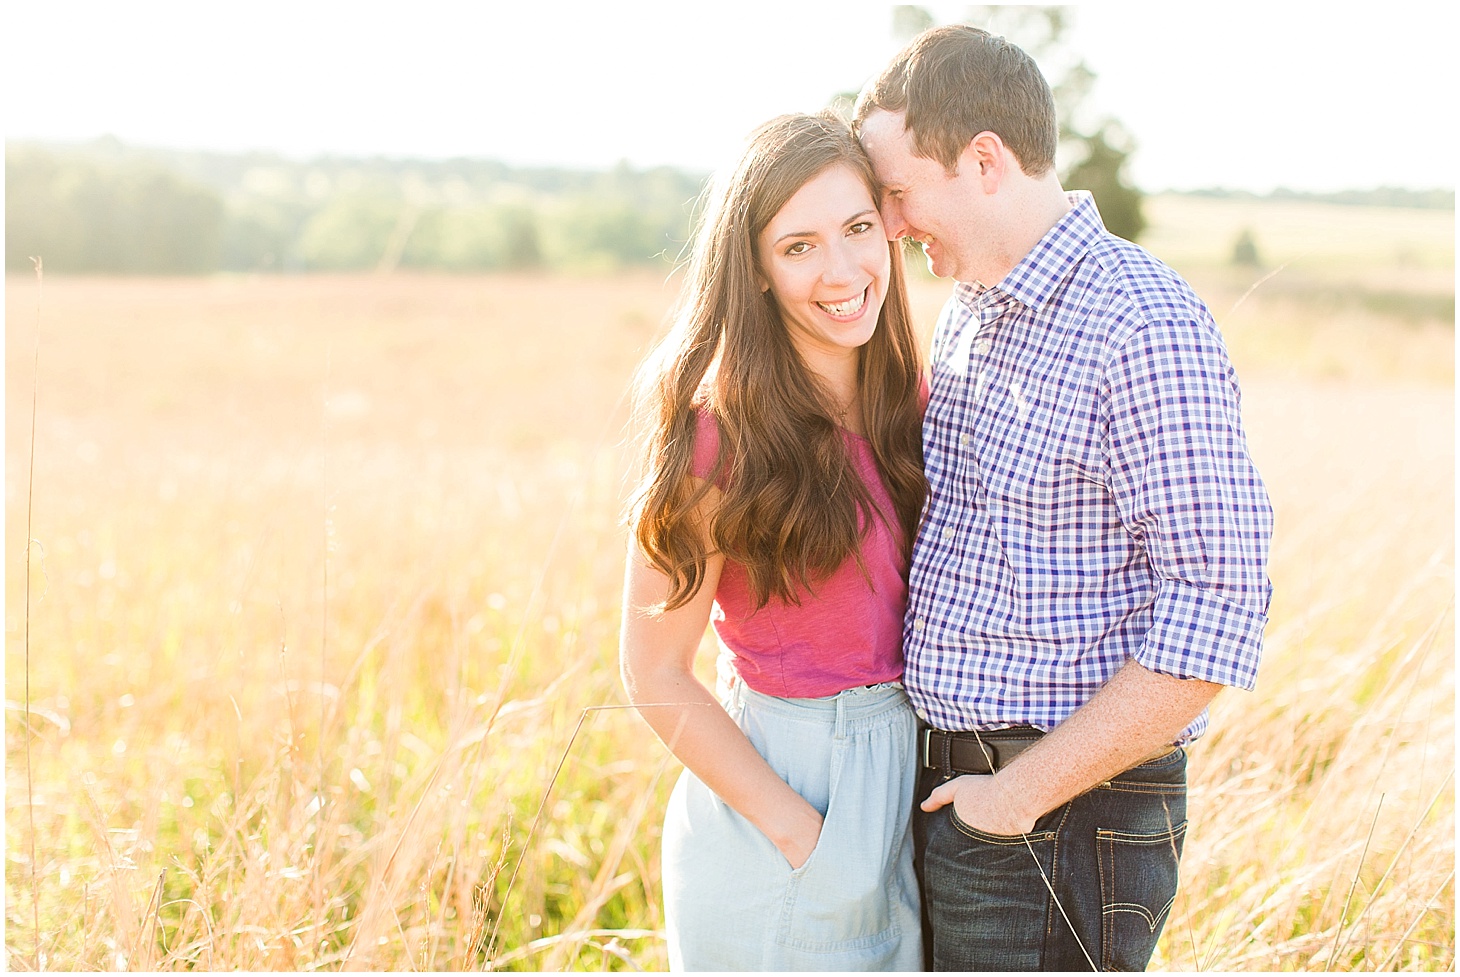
top-left (619, 482), bottom-right (823, 868)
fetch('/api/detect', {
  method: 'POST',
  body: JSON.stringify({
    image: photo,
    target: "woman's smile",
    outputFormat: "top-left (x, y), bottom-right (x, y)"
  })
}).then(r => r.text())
top-left (816, 287), bottom-right (869, 319)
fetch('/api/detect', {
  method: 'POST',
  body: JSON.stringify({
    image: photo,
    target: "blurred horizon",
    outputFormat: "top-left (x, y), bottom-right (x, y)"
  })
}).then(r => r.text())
top-left (4, 3), bottom-right (1456, 196)
top-left (14, 132), bottom-right (1455, 198)
top-left (9, 134), bottom-right (1451, 277)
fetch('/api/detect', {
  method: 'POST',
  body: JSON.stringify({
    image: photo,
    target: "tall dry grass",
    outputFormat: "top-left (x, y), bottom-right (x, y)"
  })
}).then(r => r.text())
top-left (5, 274), bottom-right (673, 970)
top-left (4, 198), bottom-right (1454, 970)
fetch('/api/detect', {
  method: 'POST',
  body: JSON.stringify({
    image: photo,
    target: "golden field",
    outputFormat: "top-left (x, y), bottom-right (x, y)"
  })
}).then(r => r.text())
top-left (5, 194), bottom-right (1455, 970)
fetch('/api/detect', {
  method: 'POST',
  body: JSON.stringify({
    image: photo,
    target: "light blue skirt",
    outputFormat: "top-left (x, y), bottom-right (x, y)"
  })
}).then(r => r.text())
top-left (661, 679), bottom-right (923, 971)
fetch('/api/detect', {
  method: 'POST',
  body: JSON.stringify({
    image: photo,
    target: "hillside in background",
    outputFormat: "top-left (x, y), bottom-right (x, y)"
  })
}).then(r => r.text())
top-left (5, 138), bottom-right (1455, 276)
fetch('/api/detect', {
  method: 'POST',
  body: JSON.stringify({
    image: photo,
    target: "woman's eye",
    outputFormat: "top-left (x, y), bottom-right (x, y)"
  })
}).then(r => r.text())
top-left (784, 242), bottom-right (811, 256)
top-left (849, 221), bottom-right (874, 235)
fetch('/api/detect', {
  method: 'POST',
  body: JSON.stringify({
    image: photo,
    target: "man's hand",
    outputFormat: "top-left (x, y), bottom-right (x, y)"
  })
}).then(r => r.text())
top-left (922, 663), bottom-right (1221, 835)
top-left (921, 773), bottom-right (1037, 836)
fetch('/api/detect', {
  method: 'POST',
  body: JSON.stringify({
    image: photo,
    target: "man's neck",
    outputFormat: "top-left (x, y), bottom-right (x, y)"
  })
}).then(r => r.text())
top-left (975, 173), bottom-right (1072, 286)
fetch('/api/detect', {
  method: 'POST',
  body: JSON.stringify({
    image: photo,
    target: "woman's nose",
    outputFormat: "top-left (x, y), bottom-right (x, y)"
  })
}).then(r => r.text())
top-left (822, 243), bottom-right (855, 285)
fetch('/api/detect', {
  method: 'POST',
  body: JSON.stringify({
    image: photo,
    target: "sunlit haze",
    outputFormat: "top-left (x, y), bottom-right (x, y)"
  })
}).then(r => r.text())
top-left (4, 2), bottom-right (1455, 193)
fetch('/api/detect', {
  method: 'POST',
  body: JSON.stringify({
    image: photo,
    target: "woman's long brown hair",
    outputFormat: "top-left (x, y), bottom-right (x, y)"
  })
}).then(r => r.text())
top-left (628, 111), bottom-right (926, 613)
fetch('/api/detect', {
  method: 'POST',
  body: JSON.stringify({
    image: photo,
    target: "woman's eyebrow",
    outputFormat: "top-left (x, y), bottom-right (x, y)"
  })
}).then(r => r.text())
top-left (770, 228), bottom-right (818, 246)
top-left (771, 209), bottom-right (880, 246)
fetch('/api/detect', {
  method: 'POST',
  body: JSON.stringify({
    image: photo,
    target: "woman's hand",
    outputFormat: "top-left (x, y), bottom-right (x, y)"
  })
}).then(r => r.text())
top-left (771, 800), bottom-right (825, 870)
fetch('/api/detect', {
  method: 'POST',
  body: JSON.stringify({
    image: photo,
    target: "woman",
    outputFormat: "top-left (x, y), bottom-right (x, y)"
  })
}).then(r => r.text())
top-left (619, 112), bottom-right (927, 971)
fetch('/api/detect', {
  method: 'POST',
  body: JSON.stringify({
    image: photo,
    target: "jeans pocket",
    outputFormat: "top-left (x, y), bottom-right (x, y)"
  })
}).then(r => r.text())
top-left (949, 805), bottom-right (1058, 844)
top-left (1096, 820), bottom-right (1187, 971)
top-left (921, 805), bottom-right (1060, 971)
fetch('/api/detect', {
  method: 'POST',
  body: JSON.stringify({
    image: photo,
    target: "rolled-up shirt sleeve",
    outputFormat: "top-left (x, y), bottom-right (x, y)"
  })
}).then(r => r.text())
top-left (1103, 315), bottom-right (1274, 689)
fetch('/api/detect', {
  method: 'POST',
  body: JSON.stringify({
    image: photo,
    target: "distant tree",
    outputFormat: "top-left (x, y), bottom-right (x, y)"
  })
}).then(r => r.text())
top-left (6, 146), bottom-right (223, 273)
top-left (6, 147), bottom-right (82, 271)
top-left (547, 199), bottom-right (658, 271)
top-left (1062, 123), bottom-right (1146, 242)
top-left (118, 166), bottom-right (226, 272)
top-left (1230, 227), bottom-right (1263, 267)
top-left (295, 193), bottom-right (401, 270)
top-left (892, 4), bottom-right (935, 40)
top-left (402, 204), bottom-right (544, 271)
top-left (221, 197), bottom-right (311, 271)
top-left (497, 207), bottom-right (544, 269)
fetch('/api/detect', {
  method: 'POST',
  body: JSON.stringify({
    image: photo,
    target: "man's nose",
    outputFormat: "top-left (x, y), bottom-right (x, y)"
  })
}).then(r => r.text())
top-left (879, 197), bottom-right (907, 241)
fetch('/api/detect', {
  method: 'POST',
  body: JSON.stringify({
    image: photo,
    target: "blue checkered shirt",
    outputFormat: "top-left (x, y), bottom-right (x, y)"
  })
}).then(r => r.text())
top-left (904, 192), bottom-right (1273, 743)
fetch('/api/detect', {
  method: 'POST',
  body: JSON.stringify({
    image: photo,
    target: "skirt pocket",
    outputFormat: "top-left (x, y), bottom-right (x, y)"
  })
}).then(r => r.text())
top-left (665, 684), bottom-right (922, 971)
top-left (771, 707), bottom-right (915, 958)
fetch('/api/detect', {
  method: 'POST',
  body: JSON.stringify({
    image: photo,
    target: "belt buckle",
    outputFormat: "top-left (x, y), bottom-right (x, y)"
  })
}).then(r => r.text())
top-left (921, 727), bottom-right (934, 769)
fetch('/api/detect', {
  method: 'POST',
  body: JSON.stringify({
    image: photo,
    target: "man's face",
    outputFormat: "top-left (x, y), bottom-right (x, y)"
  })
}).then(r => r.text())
top-left (858, 108), bottom-right (984, 282)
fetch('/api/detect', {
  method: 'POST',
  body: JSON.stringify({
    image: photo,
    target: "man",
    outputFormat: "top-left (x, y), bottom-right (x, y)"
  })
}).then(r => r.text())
top-left (854, 25), bottom-right (1273, 972)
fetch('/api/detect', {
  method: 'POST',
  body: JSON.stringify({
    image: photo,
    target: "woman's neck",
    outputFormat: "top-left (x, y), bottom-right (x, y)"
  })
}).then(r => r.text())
top-left (806, 348), bottom-right (863, 435)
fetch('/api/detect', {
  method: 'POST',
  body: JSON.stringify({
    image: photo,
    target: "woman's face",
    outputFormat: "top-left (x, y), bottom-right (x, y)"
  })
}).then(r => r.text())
top-left (757, 164), bottom-right (890, 371)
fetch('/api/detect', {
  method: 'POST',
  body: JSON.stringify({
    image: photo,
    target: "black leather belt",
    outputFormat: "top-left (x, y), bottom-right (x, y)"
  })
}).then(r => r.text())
top-left (921, 726), bottom-right (1044, 775)
top-left (921, 726), bottom-right (1180, 777)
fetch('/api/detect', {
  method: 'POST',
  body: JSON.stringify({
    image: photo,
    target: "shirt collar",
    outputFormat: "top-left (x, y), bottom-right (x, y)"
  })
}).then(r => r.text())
top-left (956, 191), bottom-right (1105, 312)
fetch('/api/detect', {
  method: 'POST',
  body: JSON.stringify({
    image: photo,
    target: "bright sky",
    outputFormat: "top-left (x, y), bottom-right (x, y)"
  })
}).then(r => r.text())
top-left (4, 2), bottom-right (1455, 194)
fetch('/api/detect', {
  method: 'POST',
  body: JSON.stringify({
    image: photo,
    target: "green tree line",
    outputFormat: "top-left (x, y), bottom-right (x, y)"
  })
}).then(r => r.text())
top-left (6, 140), bottom-right (708, 275)
top-left (8, 137), bottom-right (1448, 277)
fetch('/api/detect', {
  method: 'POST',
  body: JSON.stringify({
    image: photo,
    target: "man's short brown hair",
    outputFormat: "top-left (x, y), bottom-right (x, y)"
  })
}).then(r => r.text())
top-left (854, 24), bottom-right (1057, 177)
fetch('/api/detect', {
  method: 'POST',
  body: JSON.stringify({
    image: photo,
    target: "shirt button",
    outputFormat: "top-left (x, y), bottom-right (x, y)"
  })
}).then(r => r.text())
top-left (973, 339), bottom-right (991, 356)
top-left (959, 433), bottom-right (972, 448)
top-left (914, 617), bottom-right (926, 632)
top-left (941, 526), bottom-right (956, 541)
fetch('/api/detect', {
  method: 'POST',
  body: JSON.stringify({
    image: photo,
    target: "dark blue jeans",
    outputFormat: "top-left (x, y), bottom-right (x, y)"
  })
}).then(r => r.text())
top-left (914, 747), bottom-right (1188, 972)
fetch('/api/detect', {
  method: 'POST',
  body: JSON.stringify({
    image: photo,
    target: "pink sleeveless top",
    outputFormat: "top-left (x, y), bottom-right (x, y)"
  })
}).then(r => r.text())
top-left (691, 409), bottom-right (909, 698)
